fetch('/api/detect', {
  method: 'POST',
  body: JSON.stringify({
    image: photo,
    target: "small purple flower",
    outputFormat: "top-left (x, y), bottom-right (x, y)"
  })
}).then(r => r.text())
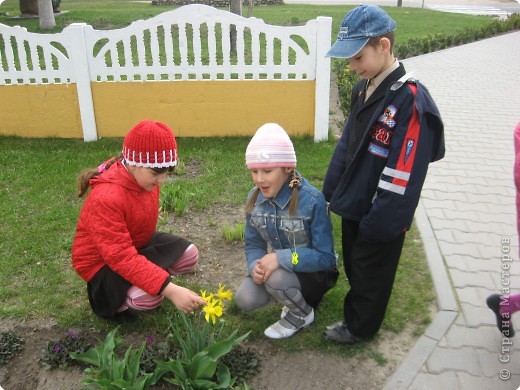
top-left (146, 336), bottom-right (154, 346)
top-left (53, 344), bottom-right (63, 353)
top-left (66, 330), bottom-right (78, 339)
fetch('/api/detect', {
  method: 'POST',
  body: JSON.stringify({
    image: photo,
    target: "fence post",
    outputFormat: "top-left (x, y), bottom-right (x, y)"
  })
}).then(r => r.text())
top-left (313, 16), bottom-right (332, 142)
top-left (65, 23), bottom-right (98, 142)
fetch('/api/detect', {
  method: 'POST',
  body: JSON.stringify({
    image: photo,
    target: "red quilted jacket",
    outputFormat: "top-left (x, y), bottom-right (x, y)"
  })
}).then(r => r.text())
top-left (72, 161), bottom-right (169, 295)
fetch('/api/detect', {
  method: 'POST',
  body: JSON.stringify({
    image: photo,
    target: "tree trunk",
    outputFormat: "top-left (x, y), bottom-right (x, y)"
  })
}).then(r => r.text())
top-left (229, 0), bottom-right (242, 17)
top-left (397, 0), bottom-right (403, 7)
top-left (20, 0), bottom-right (39, 16)
top-left (38, 0), bottom-right (55, 29)
top-left (229, 0), bottom-right (242, 56)
top-left (247, 0), bottom-right (254, 17)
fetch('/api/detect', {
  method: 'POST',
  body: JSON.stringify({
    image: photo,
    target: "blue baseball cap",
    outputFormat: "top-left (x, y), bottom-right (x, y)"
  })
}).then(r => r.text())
top-left (326, 5), bottom-right (397, 59)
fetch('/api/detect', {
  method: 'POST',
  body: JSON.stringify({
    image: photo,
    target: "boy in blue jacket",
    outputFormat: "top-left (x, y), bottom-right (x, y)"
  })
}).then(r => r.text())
top-left (322, 5), bottom-right (445, 344)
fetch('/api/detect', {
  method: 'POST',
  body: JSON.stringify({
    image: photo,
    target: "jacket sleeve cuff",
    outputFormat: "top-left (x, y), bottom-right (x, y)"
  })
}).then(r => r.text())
top-left (159, 276), bottom-right (171, 294)
top-left (276, 249), bottom-right (294, 271)
top-left (248, 260), bottom-right (259, 276)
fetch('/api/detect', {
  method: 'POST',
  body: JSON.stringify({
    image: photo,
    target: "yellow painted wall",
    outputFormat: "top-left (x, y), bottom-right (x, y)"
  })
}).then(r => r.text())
top-left (0, 80), bottom-right (315, 139)
top-left (0, 84), bottom-right (83, 138)
top-left (93, 80), bottom-right (315, 138)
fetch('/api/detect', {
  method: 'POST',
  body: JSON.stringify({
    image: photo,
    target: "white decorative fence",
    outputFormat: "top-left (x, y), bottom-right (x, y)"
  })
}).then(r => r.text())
top-left (0, 5), bottom-right (332, 141)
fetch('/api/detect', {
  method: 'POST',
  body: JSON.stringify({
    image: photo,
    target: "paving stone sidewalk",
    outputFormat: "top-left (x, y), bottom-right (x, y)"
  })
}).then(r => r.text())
top-left (383, 31), bottom-right (520, 390)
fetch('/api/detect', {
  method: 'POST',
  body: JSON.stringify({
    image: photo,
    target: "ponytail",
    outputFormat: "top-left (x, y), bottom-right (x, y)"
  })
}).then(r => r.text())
top-left (288, 169), bottom-right (301, 217)
top-left (76, 154), bottom-right (122, 198)
top-left (245, 187), bottom-right (260, 215)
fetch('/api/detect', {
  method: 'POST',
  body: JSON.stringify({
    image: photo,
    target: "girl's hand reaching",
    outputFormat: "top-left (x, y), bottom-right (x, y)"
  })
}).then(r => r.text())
top-left (162, 282), bottom-right (206, 313)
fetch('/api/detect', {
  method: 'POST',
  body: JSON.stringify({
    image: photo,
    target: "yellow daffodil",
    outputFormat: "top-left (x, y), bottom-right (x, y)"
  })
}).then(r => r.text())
top-left (203, 298), bottom-right (223, 325)
top-left (200, 290), bottom-right (214, 304)
top-left (216, 283), bottom-right (233, 304)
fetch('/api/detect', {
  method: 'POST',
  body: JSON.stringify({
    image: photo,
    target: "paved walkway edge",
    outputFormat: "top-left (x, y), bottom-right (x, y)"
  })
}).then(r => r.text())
top-left (383, 199), bottom-right (459, 389)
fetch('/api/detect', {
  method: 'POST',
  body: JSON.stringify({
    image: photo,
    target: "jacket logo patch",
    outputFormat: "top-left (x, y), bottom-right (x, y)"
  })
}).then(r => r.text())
top-left (405, 138), bottom-right (415, 163)
top-left (368, 142), bottom-right (389, 158)
top-left (371, 125), bottom-right (393, 145)
top-left (338, 26), bottom-right (349, 39)
top-left (378, 105), bottom-right (397, 128)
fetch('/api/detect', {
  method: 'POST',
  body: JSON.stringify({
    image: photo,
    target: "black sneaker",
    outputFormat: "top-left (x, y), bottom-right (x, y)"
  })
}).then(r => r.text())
top-left (486, 294), bottom-right (515, 337)
top-left (323, 322), bottom-right (361, 345)
top-left (325, 320), bottom-right (344, 330)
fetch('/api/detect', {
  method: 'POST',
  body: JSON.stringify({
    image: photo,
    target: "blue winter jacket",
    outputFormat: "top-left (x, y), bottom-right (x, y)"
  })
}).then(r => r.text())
top-left (323, 75), bottom-right (445, 243)
top-left (245, 175), bottom-right (336, 274)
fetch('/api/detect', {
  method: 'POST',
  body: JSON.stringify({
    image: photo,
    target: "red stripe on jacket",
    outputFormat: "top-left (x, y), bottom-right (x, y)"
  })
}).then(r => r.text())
top-left (393, 84), bottom-right (419, 188)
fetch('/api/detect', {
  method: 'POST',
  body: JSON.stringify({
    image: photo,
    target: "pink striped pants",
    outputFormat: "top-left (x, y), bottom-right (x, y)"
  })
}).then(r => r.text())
top-left (117, 244), bottom-right (198, 312)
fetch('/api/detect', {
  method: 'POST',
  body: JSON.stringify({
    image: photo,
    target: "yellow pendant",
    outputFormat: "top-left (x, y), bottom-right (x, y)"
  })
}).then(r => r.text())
top-left (292, 252), bottom-right (299, 265)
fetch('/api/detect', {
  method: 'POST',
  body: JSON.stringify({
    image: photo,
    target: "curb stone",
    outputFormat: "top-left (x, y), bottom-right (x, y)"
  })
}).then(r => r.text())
top-left (383, 200), bottom-right (459, 389)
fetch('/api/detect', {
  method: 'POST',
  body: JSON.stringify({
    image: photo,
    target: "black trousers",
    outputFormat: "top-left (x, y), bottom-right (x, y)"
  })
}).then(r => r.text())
top-left (297, 267), bottom-right (339, 309)
top-left (87, 232), bottom-right (190, 319)
top-left (341, 219), bottom-right (405, 339)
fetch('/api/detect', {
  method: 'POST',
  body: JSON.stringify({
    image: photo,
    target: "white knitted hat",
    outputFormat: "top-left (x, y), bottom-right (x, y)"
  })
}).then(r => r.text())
top-left (245, 123), bottom-right (297, 169)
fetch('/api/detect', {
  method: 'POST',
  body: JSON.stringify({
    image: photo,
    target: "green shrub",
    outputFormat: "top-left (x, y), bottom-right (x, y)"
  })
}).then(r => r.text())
top-left (0, 331), bottom-right (24, 365)
top-left (333, 58), bottom-right (360, 117)
top-left (138, 336), bottom-right (178, 375)
top-left (39, 330), bottom-right (92, 370)
top-left (504, 13), bottom-right (520, 29)
top-left (290, 16), bottom-right (300, 25)
top-left (70, 327), bottom-right (164, 389)
top-left (220, 345), bottom-right (260, 386)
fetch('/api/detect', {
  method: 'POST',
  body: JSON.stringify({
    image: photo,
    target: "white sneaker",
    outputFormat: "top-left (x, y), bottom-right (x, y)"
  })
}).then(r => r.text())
top-left (265, 309), bottom-right (314, 339)
top-left (280, 306), bottom-right (289, 319)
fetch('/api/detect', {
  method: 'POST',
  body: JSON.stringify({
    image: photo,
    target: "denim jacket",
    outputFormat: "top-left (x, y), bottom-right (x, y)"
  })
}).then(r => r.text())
top-left (245, 174), bottom-right (336, 274)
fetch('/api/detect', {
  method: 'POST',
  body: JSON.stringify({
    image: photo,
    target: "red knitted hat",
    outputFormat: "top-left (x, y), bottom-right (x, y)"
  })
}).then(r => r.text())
top-left (122, 120), bottom-right (177, 168)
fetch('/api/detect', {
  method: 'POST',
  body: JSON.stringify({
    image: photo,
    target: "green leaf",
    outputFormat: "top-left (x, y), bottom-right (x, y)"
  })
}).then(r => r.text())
top-left (191, 378), bottom-right (226, 389)
top-left (189, 365), bottom-right (233, 390)
top-left (70, 326), bottom-right (123, 369)
top-left (122, 344), bottom-right (145, 382)
top-left (215, 364), bottom-right (233, 388)
top-left (70, 348), bottom-right (102, 367)
top-left (188, 351), bottom-right (217, 379)
top-left (206, 331), bottom-right (250, 361)
top-left (157, 359), bottom-right (187, 381)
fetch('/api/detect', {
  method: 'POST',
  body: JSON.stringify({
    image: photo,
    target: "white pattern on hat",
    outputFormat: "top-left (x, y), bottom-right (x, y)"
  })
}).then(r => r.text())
top-left (122, 120), bottom-right (178, 168)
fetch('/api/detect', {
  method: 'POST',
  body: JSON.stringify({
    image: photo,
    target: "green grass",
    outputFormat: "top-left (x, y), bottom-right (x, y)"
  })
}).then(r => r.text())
top-left (0, 0), bottom-right (495, 42)
top-left (220, 223), bottom-right (246, 243)
top-left (0, 134), bottom-right (433, 358)
top-left (0, 0), bottom-right (493, 359)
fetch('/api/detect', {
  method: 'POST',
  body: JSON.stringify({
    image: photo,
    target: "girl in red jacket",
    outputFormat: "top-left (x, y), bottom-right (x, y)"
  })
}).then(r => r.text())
top-left (72, 120), bottom-right (205, 320)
